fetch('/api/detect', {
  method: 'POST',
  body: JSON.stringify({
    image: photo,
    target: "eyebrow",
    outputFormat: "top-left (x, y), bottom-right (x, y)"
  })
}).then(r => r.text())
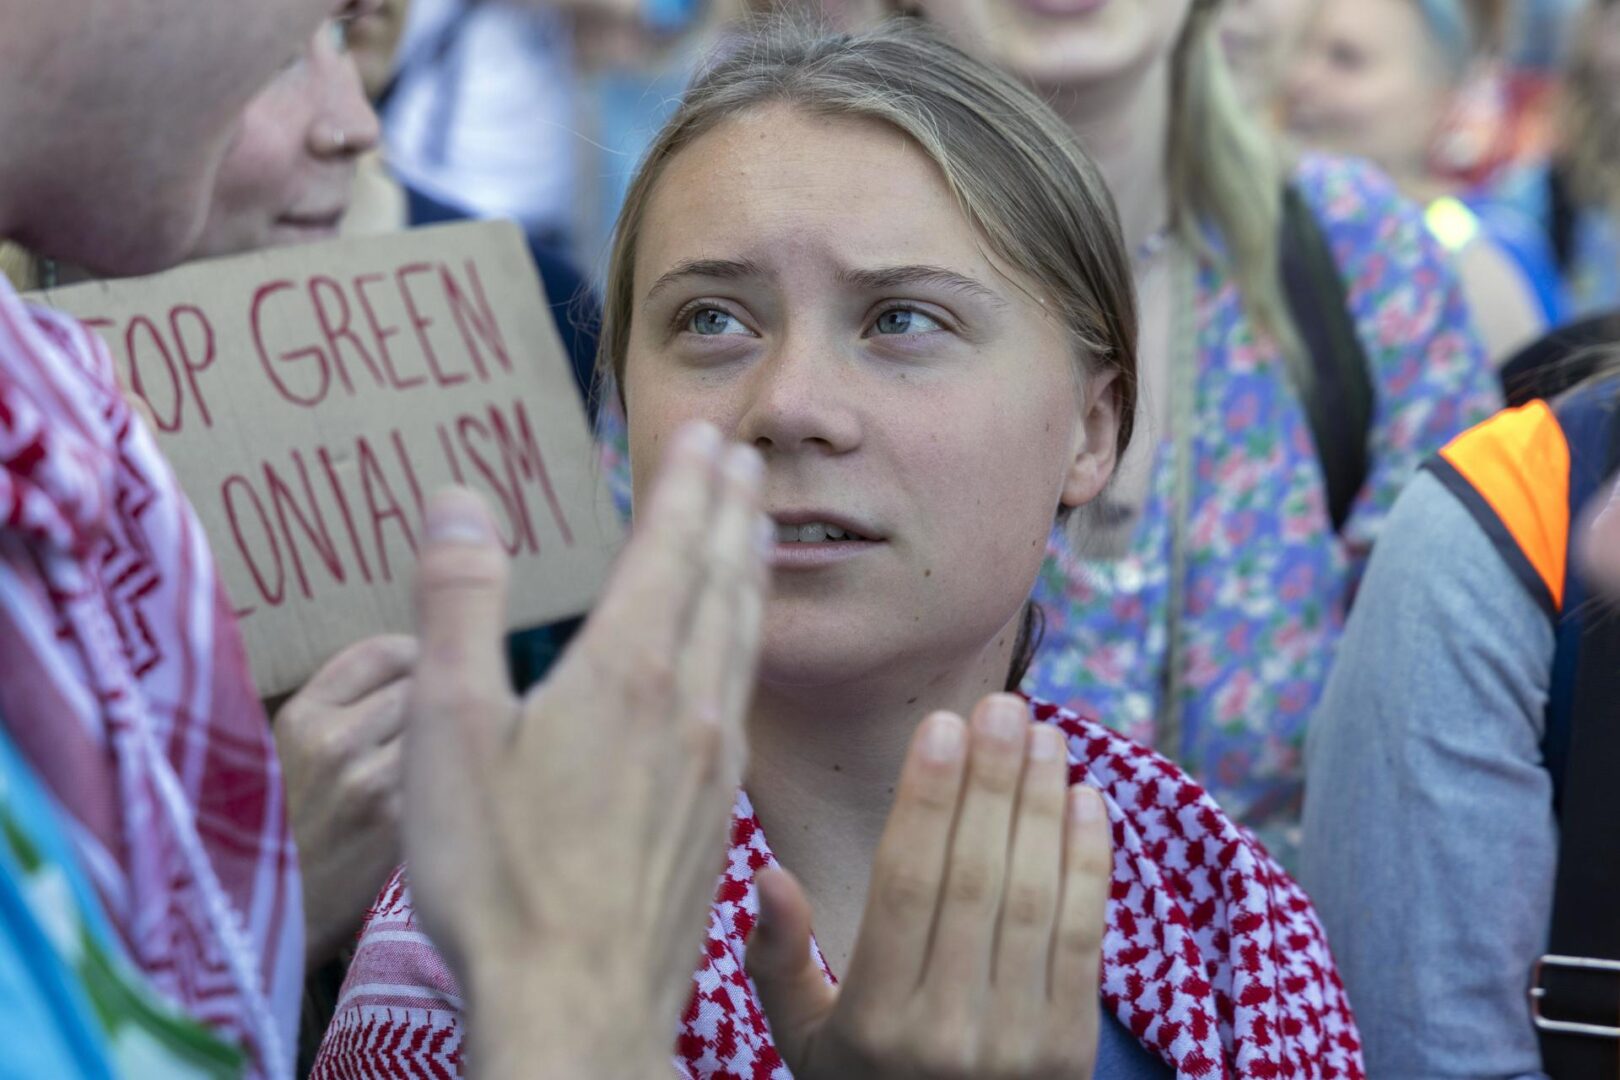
top-left (643, 258), bottom-right (770, 306)
top-left (641, 259), bottom-right (1006, 309)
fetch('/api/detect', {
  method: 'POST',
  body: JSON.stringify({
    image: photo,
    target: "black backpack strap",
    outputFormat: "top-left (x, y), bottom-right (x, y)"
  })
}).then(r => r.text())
top-left (1536, 380), bottom-right (1620, 1074)
top-left (1278, 183), bottom-right (1375, 532)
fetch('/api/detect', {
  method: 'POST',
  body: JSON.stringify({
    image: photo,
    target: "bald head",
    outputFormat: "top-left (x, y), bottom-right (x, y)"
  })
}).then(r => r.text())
top-left (0, 0), bottom-right (372, 275)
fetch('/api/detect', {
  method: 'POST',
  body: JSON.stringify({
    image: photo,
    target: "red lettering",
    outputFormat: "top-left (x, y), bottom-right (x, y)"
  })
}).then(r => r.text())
top-left (389, 429), bottom-right (427, 519)
top-left (357, 435), bottom-right (417, 581)
top-left (317, 446), bottom-right (374, 585)
top-left (443, 261), bottom-right (512, 379)
top-left (489, 398), bottom-right (573, 547)
top-left (222, 474), bottom-right (284, 609)
top-left (458, 413), bottom-right (526, 555)
top-left (309, 276), bottom-right (383, 394)
top-left (167, 305), bottom-right (215, 429)
top-left (124, 315), bottom-right (184, 432)
top-left (251, 279), bottom-right (329, 406)
top-left (264, 450), bottom-right (345, 600)
top-left (353, 272), bottom-right (422, 391)
top-left (396, 263), bottom-right (466, 388)
top-left (437, 422), bottom-right (468, 486)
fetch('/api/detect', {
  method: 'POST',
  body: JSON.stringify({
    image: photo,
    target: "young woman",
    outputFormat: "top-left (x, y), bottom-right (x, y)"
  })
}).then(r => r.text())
top-left (1287, 0), bottom-right (1562, 360)
top-left (900, 0), bottom-right (1499, 860)
top-left (312, 22), bottom-right (1363, 1079)
top-left (1301, 361), bottom-right (1620, 1076)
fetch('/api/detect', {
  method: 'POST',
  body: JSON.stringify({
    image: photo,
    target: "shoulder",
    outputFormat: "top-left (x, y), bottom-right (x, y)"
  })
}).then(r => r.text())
top-left (1288, 152), bottom-right (1423, 248)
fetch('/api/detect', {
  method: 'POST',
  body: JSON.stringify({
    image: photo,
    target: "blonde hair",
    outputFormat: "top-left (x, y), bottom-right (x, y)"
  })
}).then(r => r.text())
top-left (1168, 1), bottom-right (1302, 377)
top-left (0, 243), bottom-right (41, 292)
top-left (597, 16), bottom-right (1139, 464)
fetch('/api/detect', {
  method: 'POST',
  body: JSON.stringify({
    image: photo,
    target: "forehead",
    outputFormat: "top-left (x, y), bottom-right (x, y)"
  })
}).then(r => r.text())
top-left (635, 105), bottom-right (993, 284)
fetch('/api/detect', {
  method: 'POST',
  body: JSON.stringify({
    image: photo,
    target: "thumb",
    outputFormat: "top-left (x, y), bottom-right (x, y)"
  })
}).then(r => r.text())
top-left (411, 487), bottom-right (512, 750)
top-left (746, 868), bottom-right (837, 1068)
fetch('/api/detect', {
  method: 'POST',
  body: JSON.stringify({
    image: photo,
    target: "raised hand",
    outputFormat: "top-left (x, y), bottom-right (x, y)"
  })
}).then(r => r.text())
top-left (747, 693), bottom-right (1112, 1080)
top-left (273, 634), bottom-right (415, 967)
top-left (403, 422), bottom-right (769, 1078)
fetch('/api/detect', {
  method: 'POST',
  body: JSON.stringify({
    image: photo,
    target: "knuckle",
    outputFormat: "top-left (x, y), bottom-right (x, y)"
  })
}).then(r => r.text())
top-left (1002, 880), bottom-right (1056, 930)
top-left (945, 858), bottom-right (998, 908)
top-left (875, 864), bottom-right (938, 920)
top-left (915, 1027), bottom-right (977, 1077)
top-left (417, 543), bottom-right (507, 597)
top-left (1057, 917), bottom-right (1104, 959)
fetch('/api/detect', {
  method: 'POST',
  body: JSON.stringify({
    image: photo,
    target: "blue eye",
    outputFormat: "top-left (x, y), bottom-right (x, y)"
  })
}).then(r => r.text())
top-left (687, 307), bottom-right (748, 336)
top-left (873, 308), bottom-right (942, 335)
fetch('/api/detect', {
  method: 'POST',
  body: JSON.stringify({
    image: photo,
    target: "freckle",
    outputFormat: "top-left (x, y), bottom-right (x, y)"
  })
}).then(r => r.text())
top-left (923, 568), bottom-right (932, 578)
top-left (887, 786), bottom-right (895, 795)
top-left (1045, 422), bottom-right (1051, 433)
top-left (833, 763), bottom-right (843, 772)
top-left (998, 637), bottom-right (1006, 647)
top-left (913, 616), bottom-right (921, 622)
top-left (906, 696), bottom-right (919, 705)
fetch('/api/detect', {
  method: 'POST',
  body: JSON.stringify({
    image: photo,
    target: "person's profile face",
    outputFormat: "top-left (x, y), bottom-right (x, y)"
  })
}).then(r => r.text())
top-left (909, 0), bottom-right (1193, 93)
top-left (189, 22), bottom-right (380, 262)
top-left (620, 105), bottom-right (1116, 691)
top-left (8, 0), bottom-right (372, 276)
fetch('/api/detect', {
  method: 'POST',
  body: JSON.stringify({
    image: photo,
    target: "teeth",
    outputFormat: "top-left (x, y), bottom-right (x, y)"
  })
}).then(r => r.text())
top-left (773, 521), bottom-right (861, 543)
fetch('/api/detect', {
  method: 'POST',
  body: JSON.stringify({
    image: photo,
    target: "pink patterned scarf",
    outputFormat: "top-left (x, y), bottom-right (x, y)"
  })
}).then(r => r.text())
top-left (0, 281), bottom-right (302, 1076)
top-left (312, 699), bottom-right (1363, 1079)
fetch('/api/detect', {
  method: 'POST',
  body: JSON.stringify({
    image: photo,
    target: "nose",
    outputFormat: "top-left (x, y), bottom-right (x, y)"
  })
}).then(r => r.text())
top-left (732, 331), bottom-right (863, 460)
top-left (310, 30), bottom-right (382, 159)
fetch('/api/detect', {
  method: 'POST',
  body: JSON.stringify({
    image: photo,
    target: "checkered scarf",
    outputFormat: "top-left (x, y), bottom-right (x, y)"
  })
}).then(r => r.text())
top-left (0, 282), bottom-right (302, 1076)
top-left (311, 700), bottom-right (1363, 1079)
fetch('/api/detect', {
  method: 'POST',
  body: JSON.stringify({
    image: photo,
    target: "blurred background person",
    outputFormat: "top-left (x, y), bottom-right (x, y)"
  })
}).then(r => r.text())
top-left (894, 0), bottom-right (1498, 864)
top-left (1288, 0), bottom-right (1562, 363)
top-left (1218, 0), bottom-right (1322, 119)
top-left (1490, 0), bottom-right (1620, 396)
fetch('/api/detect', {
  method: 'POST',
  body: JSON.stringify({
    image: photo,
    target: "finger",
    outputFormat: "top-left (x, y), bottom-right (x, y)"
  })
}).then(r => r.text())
top-left (352, 677), bottom-right (412, 747)
top-left (298, 635), bottom-right (418, 708)
top-left (1049, 786), bottom-right (1112, 1031)
top-left (840, 711), bottom-right (967, 1009)
top-left (344, 737), bottom-right (406, 828)
top-left (920, 695), bottom-right (1030, 1007)
top-left (984, 723), bottom-right (1068, 1062)
top-left (673, 442), bottom-right (765, 767)
top-left (571, 422), bottom-right (724, 681)
top-left (746, 868), bottom-right (838, 1071)
top-left (407, 488), bottom-right (514, 838)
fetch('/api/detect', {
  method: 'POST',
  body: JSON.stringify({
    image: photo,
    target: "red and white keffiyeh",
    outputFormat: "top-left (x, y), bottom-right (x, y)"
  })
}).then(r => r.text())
top-left (0, 281), bottom-right (302, 1076)
top-left (312, 699), bottom-right (1363, 1079)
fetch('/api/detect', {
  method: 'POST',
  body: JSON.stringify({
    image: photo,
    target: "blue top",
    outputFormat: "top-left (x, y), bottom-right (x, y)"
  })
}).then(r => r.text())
top-left (1302, 468), bottom-right (1555, 1077)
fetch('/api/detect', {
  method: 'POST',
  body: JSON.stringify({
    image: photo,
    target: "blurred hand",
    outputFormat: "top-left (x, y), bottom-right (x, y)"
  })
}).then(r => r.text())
top-left (274, 635), bottom-right (415, 968)
top-left (404, 422), bottom-right (768, 1078)
top-left (746, 694), bottom-right (1111, 1080)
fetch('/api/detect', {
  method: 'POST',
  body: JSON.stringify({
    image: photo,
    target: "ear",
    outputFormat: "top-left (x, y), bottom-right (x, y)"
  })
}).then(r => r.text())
top-left (1059, 367), bottom-right (1123, 511)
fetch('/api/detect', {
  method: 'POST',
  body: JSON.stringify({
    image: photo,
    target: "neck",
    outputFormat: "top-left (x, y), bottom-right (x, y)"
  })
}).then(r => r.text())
top-left (742, 624), bottom-right (1021, 889)
top-left (1044, 57), bottom-right (1175, 262)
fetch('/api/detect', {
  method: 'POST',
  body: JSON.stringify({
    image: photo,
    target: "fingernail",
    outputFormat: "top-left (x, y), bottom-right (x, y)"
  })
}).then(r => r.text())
top-left (676, 421), bottom-right (722, 458)
top-left (725, 444), bottom-right (764, 489)
top-left (921, 714), bottom-right (964, 764)
top-left (1072, 786), bottom-right (1104, 824)
top-left (983, 695), bottom-right (1027, 743)
top-left (425, 489), bottom-right (495, 544)
top-left (1029, 724), bottom-right (1064, 763)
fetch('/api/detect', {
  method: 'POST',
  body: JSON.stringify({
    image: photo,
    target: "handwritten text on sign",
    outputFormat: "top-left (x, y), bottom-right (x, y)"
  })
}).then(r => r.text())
top-left (37, 221), bottom-right (622, 697)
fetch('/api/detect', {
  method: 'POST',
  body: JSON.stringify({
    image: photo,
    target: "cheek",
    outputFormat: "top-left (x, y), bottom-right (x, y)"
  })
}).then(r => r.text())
top-left (622, 356), bottom-right (742, 511)
top-left (211, 110), bottom-right (307, 222)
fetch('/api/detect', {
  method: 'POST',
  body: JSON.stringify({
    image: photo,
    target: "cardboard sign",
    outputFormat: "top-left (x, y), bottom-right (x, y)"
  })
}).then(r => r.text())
top-left (34, 221), bottom-right (623, 697)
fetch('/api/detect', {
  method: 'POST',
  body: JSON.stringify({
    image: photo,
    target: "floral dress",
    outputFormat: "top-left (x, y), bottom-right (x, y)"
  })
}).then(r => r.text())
top-left (1023, 156), bottom-right (1501, 862)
